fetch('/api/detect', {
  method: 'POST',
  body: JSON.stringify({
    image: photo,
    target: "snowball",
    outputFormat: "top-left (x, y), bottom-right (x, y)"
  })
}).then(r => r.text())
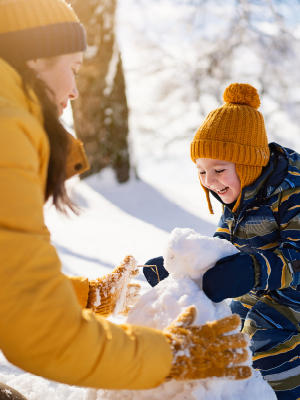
top-left (163, 228), bottom-right (239, 280)
top-left (127, 274), bottom-right (230, 329)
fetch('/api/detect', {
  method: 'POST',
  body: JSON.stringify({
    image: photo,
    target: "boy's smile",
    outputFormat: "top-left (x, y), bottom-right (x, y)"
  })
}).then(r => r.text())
top-left (195, 158), bottom-right (241, 204)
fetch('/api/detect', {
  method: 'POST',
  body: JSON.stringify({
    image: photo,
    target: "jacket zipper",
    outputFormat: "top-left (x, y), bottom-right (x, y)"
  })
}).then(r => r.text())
top-left (230, 215), bottom-right (236, 243)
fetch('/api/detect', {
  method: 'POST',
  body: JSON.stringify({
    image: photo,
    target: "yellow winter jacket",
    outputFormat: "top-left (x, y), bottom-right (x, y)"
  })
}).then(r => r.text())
top-left (0, 58), bottom-right (172, 390)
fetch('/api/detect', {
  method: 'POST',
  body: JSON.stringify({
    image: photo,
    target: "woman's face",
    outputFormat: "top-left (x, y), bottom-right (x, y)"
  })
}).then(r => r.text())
top-left (27, 52), bottom-right (83, 116)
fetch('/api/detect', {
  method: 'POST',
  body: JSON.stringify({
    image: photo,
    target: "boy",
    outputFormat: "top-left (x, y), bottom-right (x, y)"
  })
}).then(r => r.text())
top-left (145, 83), bottom-right (300, 400)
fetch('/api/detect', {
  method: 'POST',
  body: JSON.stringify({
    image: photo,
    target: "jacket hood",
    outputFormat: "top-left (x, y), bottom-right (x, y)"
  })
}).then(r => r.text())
top-left (240, 142), bottom-right (300, 209)
top-left (0, 57), bottom-right (43, 124)
top-left (264, 143), bottom-right (300, 196)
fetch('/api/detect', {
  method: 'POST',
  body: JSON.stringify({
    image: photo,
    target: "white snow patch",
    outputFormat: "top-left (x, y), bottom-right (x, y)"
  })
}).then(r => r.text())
top-left (84, 45), bottom-right (99, 60)
top-left (103, 41), bottom-right (119, 97)
top-left (113, 256), bottom-right (138, 317)
top-left (95, 287), bottom-right (101, 307)
top-left (163, 228), bottom-right (239, 280)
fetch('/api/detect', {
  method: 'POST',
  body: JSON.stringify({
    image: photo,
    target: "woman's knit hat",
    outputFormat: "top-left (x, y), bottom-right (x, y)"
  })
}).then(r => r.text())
top-left (0, 0), bottom-right (86, 62)
top-left (190, 83), bottom-right (270, 214)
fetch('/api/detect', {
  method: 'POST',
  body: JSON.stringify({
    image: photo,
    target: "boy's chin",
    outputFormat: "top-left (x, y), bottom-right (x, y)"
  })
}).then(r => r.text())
top-left (219, 194), bottom-right (239, 204)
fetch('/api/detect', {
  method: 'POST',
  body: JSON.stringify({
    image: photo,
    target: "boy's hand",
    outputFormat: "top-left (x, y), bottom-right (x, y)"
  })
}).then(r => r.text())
top-left (163, 307), bottom-right (251, 381)
top-left (143, 256), bottom-right (169, 287)
top-left (202, 252), bottom-right (256, 303)
top-left (87, 255), bottom-right (140, 318)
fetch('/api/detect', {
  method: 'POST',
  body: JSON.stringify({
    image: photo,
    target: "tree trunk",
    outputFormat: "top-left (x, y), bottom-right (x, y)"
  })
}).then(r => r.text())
top-left (69, 0), bottom-right (130, 182)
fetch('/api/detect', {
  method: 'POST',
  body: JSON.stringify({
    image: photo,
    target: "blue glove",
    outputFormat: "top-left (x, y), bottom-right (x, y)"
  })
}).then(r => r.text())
top-left (143, 256), bottom-right (169, 287)
top-left (202, 253), bottom-right (255, 303)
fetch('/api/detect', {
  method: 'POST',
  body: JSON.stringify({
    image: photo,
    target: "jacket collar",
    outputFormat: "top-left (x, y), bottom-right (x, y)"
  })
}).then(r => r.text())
top-left (266, 143), bottom-right (300, 195)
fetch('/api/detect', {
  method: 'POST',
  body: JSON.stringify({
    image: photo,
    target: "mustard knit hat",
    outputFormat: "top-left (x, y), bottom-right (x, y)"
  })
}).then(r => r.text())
top-left (0, 0), bottom-right (86, 62)
top-left (190, 83), bottom-right (270, 214)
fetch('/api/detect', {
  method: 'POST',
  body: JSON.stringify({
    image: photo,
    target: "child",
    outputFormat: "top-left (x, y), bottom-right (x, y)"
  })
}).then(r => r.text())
top-left (145, 83), bottom-right (300, 400)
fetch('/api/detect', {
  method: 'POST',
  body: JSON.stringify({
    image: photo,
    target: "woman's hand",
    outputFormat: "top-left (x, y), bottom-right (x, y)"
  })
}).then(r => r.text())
top-left (163, 307), bottom-right (251, 381)
top-left (87, 255), bottom-right (141, 318)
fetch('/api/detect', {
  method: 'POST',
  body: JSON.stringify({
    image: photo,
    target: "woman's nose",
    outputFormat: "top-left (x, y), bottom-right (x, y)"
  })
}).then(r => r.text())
top-left (69, 84), bottom-right (79, 100)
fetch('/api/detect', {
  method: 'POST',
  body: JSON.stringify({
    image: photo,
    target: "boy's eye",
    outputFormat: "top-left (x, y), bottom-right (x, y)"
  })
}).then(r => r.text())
top-left (215, 169), bottom-right (225, 174)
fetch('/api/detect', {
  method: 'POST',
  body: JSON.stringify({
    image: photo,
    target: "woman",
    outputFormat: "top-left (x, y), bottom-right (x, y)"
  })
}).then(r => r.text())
top-left (0, 0), bottom-right (251, 399)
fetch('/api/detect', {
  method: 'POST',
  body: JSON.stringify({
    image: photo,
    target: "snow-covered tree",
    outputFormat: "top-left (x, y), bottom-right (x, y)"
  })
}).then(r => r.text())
top-left (70, 0), bottom-right (130, 183)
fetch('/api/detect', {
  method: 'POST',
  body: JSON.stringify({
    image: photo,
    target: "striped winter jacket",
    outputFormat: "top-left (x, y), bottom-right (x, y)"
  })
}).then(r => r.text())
top-left (214, 142), bottom-right (300, 308)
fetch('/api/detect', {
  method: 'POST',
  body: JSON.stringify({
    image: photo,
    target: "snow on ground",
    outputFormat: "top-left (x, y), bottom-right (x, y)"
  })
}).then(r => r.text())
top-left (0, 169), bottom-right (276, 399)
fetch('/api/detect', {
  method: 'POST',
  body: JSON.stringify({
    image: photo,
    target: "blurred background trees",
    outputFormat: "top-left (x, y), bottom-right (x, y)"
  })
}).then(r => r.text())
top-left (69, 0), bottom-right (130, 183)
top-left (67, 0), bottom-right (300, 182)
top-left (116, 0), bottom-right (300, 177)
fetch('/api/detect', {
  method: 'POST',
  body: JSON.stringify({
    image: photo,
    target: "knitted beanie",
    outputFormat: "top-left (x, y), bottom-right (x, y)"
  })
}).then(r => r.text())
top-left (0, 0), bottom-right (86, 62)
top-left (190, 83), bottom-right (270, 214)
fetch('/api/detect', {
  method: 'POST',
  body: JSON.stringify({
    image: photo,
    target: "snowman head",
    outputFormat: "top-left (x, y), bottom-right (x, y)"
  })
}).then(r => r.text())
top-left (163, 227), bottom-right (239, 280)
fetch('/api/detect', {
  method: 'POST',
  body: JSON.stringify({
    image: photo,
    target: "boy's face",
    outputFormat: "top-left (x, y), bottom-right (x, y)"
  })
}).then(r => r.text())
top-left (195, 158), bottom-right (241, 204)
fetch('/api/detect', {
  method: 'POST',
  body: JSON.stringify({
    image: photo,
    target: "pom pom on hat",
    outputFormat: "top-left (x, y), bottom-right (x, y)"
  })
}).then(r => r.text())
top-left (223, 83), bottom-right (261, 110)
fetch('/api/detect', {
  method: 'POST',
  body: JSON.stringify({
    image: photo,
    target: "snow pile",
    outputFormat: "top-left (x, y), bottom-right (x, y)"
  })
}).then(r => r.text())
top-left (98, 228), bottom-right (276, 400)
top-left (0, 366), bottom-right (97, 400)
top-left (164, 227), bottom-right (239, 281)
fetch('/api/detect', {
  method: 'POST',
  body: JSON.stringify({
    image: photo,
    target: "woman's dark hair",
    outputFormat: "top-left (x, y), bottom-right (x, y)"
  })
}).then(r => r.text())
top-left (6, 58), bottom-right (77, 213)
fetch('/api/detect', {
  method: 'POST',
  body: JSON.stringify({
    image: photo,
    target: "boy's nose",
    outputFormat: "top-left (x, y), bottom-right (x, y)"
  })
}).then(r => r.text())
top-left (205, 173), bottom-right (217, 187)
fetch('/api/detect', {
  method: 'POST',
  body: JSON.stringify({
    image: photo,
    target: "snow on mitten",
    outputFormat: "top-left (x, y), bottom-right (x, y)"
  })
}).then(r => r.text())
top-left (87, 255), bottom-right (140, 318)
top-left (119, 283), bottom-right (141, 316)
top-left (163, 307), bottom-right (252, 381)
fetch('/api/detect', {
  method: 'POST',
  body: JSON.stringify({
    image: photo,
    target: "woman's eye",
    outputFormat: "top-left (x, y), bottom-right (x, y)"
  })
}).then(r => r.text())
top-left (215, 169), bottom-right (225, 174)
top-left (198, 171), bottom-right (206, 175)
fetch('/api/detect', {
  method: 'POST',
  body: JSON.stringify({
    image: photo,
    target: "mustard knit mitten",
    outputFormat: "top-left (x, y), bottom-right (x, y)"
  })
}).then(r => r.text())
top-left (163, 307), bottom-right (251, 381)
top-left (87, 255), bottom-right (140, 318)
